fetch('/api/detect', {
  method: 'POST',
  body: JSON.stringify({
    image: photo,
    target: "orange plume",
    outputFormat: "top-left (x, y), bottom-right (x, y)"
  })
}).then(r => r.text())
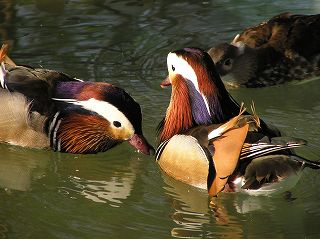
top-left (160, 75), bottom-right (193, 142)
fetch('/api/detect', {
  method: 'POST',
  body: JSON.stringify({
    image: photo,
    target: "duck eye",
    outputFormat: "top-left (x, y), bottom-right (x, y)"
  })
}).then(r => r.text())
top-left (224, 58), bottom-right (232, 66)
top-left (113, 121), bottom-right (122, 128)
top-left (171, 65), bottom-right (175, 71)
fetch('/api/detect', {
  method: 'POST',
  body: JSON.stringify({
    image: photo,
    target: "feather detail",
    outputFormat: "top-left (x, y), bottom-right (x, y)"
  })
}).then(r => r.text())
top-left (208, 102), bottom-right (246, 140)
top-left (241, 155), bottom-right (302, 190)
top-left (240, 137), bottom-right (307, 160)
top-left (57, 114), bottom-right (119, 154)
top-left (0, 44), bottom-right (9, 62)
top-left (0, 89), bottom-right (49, 148)
top-left (208, 122), bottom-right (249, 197)
top-left (159, 75), bottom-right (193, 142)
top-left (0, 45), bottom-right (8, 89)
top-left (0, 43), bottom-right (16, 66)
top-left (179, 48), bottom-right (241, 123)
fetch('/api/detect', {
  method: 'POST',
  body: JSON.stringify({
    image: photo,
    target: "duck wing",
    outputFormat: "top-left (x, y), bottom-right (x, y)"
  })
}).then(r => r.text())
top-left (285, 14), bottom-right (320, 60)
top-left (241, 154), bottom-right (302, 190)
top-left (240, 136), bottom-right (307, 160)
top-left (0, 44), bottom-right (80, 115)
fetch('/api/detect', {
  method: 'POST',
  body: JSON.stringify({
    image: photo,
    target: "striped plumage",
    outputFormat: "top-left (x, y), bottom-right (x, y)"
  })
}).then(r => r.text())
top-left (0, 44), bottom-right (154, 155)
top-left (208, 13), bottom-right (320, 87)
top-left (156, 47), bottom-right (320, 197)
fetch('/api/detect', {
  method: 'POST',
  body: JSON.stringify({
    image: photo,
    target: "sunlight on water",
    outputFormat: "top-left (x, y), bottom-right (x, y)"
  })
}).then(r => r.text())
top-left (63, 173), bottom-right (136, 206)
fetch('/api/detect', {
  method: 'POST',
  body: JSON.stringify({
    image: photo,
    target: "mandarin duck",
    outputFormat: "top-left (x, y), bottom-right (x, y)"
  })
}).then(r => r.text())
top-left (156, 47), bottom-right (320, 197)
top-left (0, 44), bottom-right (154, 155)
top-left (208, 12), bottom-right (320, 87)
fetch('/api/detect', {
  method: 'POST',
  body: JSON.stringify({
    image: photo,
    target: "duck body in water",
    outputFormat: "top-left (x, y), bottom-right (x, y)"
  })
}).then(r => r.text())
top-left (0, 44), bottom-right (154, 155)
top-left (156, 47), bottom-right (320, 197)
top-left (208, 12), bottom-right (320, 87)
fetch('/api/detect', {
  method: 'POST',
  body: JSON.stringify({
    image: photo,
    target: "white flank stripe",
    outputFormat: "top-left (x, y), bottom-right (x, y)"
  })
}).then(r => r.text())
top-left (155, 139), bottom-right (170, 161)
top-left (49, 112), bottom-right (60, 139)
top-left (207, 125), bottom-right (227, 140)
top-left (0, 62), bottom-right (7, 88)
top-left (57, 139), bottom-right (61, 152)
top-left (53, 119), bottom-right (62, 150)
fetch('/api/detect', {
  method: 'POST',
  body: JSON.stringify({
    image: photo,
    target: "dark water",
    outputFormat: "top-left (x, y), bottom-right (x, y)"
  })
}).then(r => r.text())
top-left (0, 0), bottom-right (320, 238)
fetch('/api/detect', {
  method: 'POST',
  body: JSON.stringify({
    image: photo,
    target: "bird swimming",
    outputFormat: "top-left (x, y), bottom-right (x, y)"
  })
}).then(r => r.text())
top-left (156, 47), bottom-right (320, 197)
top-left (0, 44), bottom-right (154, 155)
top-left (208, 13), bottom-right (320, 87)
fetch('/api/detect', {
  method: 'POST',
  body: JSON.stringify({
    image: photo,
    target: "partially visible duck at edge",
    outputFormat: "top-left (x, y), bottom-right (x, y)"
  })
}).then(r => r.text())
top-left (0, 44), bottom-right (154, 155)
top-left (156, 47), bottom-right (320, 197)
top-left (208, 12), bottom-right (320, 88)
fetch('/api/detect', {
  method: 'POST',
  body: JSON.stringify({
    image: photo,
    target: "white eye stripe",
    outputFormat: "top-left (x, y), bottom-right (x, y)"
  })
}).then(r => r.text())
top-left (167, 52), bottom-right (211, 117)
top-left (52, 98), bottom-right (134, 132)
top-left (167, 52), bottom-right (199, 91)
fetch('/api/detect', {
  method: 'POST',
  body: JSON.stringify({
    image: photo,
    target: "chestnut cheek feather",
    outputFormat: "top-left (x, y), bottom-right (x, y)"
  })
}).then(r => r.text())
top-left (160, 76), bottom-right (193, 142)
top-left (57, 115), bottom-right (118, 154)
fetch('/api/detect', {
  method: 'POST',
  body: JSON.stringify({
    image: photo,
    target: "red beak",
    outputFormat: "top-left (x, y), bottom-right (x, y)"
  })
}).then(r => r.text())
top-left (160, 76), bottom-right (171, 88)
top-left (128, 134), bottom-right (155, 155)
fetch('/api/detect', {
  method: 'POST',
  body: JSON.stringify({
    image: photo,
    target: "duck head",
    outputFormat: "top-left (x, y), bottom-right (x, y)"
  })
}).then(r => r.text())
top-left (208, 42), bottom-right (260, 87)
top-left (49, 82), bottom-right (154, 155)
top-left (159, 47), bottom-right (240, 142)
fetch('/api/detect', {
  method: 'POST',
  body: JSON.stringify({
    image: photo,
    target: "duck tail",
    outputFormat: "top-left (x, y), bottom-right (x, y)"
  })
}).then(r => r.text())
top-left (0, 44), bottom-right (9, 62)
top-left (0, 43), bottom-right (13, 89)
top-left (293, 155), bottom-right (320, 169)
top-left (0, 43), bottom-right (15, 65)
top-left (0, 89), bottom-right (48, 148)
top-left (303, 158), bottom-right (320, 170)
top-left (0, 58), bottom-right (7, 89)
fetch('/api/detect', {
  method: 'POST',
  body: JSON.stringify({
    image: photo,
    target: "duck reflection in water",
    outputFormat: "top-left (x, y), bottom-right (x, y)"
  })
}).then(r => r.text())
top-left (161, 171), bottom-right (307, 238)
top-left (161, 173), bottom-right (243, 238)
top-left (57, 150), bottom-right (142, 207)
top-left (0, 145), bottom-right (49, 192)
top-left (0, 143), bottom-right (142, 207)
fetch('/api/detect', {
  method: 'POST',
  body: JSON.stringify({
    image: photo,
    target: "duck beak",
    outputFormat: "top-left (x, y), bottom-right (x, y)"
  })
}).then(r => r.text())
top-left (160, 76), bottom-right (171, 88)
top-left (128, 134), bottom-right (155, 155)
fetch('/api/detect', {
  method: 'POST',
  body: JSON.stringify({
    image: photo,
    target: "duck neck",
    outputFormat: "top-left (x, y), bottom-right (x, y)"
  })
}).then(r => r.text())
top-left (196, 62), bottom-right (241, 124)
top-left (159, 79), bottom-right (193, 142)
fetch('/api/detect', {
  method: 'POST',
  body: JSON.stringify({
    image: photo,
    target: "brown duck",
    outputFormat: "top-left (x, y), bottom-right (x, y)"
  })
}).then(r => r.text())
top-left (208, 13), bottom-right (320, 87)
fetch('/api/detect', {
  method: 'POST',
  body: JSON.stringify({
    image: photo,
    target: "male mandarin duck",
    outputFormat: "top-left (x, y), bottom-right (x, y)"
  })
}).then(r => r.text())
top-left (0, 44), bottom-right (154, 155)
top-left (156, 47), bottom-right (320, 197)
top-left (208, 13), bottom-right (320, 87)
